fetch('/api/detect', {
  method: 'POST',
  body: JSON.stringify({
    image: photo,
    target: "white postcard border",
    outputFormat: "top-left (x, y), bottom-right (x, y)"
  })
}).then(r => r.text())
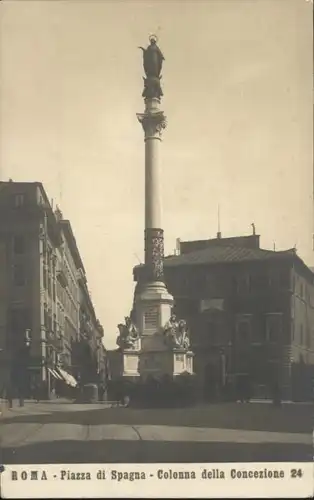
top-left (0, 462), bottom-right (313, 499)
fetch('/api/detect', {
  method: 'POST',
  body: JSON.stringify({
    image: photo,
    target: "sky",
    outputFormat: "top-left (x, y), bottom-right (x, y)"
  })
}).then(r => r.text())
top-left (0, 0), bottom-right (312, 349)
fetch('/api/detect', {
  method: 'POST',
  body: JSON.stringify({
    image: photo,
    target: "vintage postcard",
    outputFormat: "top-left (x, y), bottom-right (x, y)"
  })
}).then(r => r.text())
top-left (0, 0), bottom-right (313, 498)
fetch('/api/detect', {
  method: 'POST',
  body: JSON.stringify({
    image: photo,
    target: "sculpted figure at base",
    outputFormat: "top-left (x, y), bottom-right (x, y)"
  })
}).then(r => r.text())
top-left (116, 316), bottom-right (139, 349)
top-left (163, 314), bottom-right (190, 350)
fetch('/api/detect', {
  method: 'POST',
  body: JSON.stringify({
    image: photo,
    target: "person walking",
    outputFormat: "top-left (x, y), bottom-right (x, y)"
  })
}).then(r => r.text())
top-left (236, 374), bottom-right (245, 403)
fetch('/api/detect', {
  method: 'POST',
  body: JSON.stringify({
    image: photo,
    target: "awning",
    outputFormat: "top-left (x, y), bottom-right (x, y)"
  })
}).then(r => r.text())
top-left (57, 368), bottom-right (78, 387)
top-left (54, 370), bottom-right (63, 380)
top-left (48, 368), bottom-right (63, 380)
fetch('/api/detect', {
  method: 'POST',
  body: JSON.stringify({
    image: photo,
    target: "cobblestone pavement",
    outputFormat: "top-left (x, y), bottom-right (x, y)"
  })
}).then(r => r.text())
top-left (0, 401), bottom-right (312, 464)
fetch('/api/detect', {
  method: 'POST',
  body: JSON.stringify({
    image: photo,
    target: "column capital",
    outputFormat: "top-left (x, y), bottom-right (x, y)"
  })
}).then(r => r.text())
top-left (137, 110), bottom-right (167, 140)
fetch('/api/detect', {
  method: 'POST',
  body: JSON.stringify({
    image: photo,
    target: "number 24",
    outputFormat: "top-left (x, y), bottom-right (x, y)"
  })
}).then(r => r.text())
top-left (290, 469), bottom-right (303, 478)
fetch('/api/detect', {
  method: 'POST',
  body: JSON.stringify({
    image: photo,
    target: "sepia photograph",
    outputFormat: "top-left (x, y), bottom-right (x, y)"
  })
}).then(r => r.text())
top-left (0, 0), bottom-right (313, 493)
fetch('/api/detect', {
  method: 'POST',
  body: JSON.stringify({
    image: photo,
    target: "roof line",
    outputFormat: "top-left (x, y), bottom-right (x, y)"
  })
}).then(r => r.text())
top-left (59, 219), bottom-right (86, 273)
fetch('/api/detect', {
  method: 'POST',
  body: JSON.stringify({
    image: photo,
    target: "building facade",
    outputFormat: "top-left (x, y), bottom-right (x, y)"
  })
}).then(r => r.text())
top-left (134, 234), bottom-right (314, 400)
top-left (73, 267), bottom-right (107, 388)
top-left (0, 181), bottom-right (106, 399)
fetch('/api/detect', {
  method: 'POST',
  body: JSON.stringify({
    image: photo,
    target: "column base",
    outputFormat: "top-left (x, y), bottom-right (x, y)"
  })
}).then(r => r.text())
top-left (121, 349), bottom-right (194, 379)
top-left (173, 350), bottom-right (194, 376)
top-left (118, 281), bottom-right (194, 379)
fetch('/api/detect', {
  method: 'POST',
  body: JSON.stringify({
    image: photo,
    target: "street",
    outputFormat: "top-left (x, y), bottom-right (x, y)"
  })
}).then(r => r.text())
top-left (0, 400), bottom-right (312, 464)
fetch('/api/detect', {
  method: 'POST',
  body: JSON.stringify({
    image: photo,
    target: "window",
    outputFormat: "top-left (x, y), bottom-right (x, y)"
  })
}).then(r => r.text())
top-left (247, 275), bottom-right (253, 292)
top-left (231, 277), bottom-right (238, 294)
top-left (238, 277), bottom-right (246, 295)
top-left (306, 327), bottom-right (310, 348)
top-left (291, 320), bottom-right (294, 342)
top-left (43, 268), bottom-right (47, 289)
top-left (279, 271), bottom-right (289, 289)
top-left (269, 271), bottom-right (288, 289)
top-left (47, 275), bottom-right (52, 297)
top-left (292, 276), bottom-right (295, 292)
top-left (13, 235), bottom-right (25, 254)
top-left (13, 264), bottom-right (26, 286)
top-left (206, 274), bottom-right (216, 296)
top-left (13, 194), bottom-right (25, 208)
top-left (48, 313), bottom-right (52, 332)
top-left (234, 275), bottom-right (251, 295)
top-left (236, 315), bottom-right (251, 343)
top-left (254, 273), bottom-right (268, 289)
top-left (44, 310), bottom-right (48, 330)
top-left (207, 322), bottom-right (218, 345)
top-left (300, 283), bottom-right (304, 299)
top-left (265, 313), bottom-right (282, 343)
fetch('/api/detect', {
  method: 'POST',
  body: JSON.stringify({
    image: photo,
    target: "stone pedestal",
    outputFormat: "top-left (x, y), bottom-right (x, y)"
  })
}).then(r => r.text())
top-left (135, 281), bottom-right (173, 339)
top-left (122, 349), bottom-right (141, 378)
top-left (173, 350), bottom-right (194, 376)
top-left (119, 281), bottom-right (194, 379)
top-left (121, 348), bottom-right (194, 380)
top-left (121, 281), bottom-right (174, 378)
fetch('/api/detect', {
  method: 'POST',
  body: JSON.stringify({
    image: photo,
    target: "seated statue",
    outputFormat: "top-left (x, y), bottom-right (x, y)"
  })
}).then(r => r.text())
top-left (163, 314), bottom-right (190, 350)
top-left (177, 319), bottom-right (190, 349)
top-left (116, 316), bottom-right (139, 349)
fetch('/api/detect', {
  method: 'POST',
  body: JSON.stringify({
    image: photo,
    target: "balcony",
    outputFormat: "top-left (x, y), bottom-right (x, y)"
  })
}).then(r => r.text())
top-left (82, 322), bottom-right (93, 341)
top-left (56, 262), bottom-right (68, 288)
top-left (76, 268), bottom-right (86, 285)
top-left (47, 331), bottom-right (64, 352)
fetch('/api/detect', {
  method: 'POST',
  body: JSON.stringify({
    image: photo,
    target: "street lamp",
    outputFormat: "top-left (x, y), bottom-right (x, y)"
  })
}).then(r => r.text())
top-left (19, 329), bottom-right (32, 406)
top-left (25, 329), bottom-right (31, 348)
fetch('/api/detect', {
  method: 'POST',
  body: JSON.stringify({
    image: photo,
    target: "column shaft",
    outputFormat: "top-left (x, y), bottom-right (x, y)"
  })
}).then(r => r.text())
top-left (145, 136), bottom-right (162, 229)
top-left (137, 101), bottom-right (166, 284)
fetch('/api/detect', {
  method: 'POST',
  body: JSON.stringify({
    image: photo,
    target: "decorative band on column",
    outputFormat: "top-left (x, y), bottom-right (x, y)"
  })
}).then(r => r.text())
top-left (144, 228), bottom-right (164, 282)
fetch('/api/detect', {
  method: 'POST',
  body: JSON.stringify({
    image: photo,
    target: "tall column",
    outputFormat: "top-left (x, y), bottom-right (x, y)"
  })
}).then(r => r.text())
top-left (137, 97), bottom-right (167, 283)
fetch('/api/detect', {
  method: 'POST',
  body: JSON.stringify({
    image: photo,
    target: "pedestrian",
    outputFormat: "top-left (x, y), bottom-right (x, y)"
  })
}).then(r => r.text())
top-left (236, 374), bottom-right (245, 403)
top-left (243, 374), bottom-right (252, 403)
top-left (99, 382), bottom-right (106, 402)
top-left (31, 381), bottom-right (39, 403)
top-left (7, 383), bottom-right (13, 409)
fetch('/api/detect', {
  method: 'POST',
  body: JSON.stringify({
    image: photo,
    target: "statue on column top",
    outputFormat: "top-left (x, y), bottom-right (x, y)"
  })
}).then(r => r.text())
top-left (139, 35), bottom-right (165, 78)
top-left (139, 35), bottom-right (165, 99)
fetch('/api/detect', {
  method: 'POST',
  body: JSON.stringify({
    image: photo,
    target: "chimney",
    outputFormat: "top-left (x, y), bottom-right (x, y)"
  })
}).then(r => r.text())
top-left (54, 205), bottom-right (63, 221)
top-left (176, 238), bottom-right (181, 255)
top-left (217, 204), bottom-right (222, 239)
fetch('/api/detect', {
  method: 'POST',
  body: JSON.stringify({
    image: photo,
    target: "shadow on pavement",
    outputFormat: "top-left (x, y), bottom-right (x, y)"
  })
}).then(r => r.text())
top-left (1, 403), bottom-right (313, 434)
top-left (1, 439), bottom-right (311, 464)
